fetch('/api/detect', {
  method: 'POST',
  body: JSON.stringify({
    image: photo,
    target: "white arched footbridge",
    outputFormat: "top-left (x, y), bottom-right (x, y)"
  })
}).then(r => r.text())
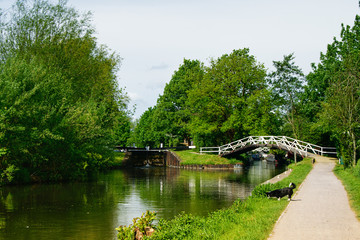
top-left (200, 136), bottom-right (337, 157)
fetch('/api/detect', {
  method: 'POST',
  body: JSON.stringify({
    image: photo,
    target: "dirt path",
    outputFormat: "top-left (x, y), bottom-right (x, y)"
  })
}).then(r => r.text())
top-left (268, 156), bottom-right (360, 240)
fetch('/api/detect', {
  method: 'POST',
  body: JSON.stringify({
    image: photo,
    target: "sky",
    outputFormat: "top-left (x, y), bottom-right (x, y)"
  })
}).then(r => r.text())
top-left (0, 0), bottom-right (359, 119)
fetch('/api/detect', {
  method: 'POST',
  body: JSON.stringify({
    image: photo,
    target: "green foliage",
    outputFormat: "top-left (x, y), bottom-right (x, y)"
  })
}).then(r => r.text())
top-left (155, 59), bottom-right (204, 146)
top-left (106, 152), bottom-right (126, 169)
top-left (187, 49), bottom-right (269, 146)
top-left (116, 225), bottom-right (134, 240)
top-left (133, 107), bottom-right (158, 148)
top-left (310, 15), bottom-right (360, 167)
top-left (154, 213), bottom-right (204, 239)
top-left (0, 0), bottom-right (131, 183)
top-left (269, 53), bottom-right (305, 139)
top-left (133, 59), bottom-right (204, 148)
top-left (133, 49), bottom-right (281, 149)
top-left (130, 9), bottom-right (360, 171)
top-left (116, 210), bottom-right (156, 240)
top-left (0, 164), bottom-right (19, 184)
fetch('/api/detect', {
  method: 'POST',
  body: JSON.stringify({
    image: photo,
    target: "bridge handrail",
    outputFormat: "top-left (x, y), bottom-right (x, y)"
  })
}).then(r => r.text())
top-left (283, 136), bottom-right (322, 148)
top-left (200, 136), bottom-right (337, 156)
top-left (200, 147), bottom-right (221, 154)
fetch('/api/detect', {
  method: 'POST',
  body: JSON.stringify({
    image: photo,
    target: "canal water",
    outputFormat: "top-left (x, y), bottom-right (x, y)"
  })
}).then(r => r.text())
top-left (0, 161), bottom-right (285, 240)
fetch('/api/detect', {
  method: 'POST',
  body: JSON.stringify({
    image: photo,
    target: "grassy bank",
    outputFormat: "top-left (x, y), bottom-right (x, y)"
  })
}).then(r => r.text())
top-left (107, 150), bottom-right (240, 169)
top-left (333, 163), bottom-right (360, 219)
top-left (174, 150), bottom-right (242, 165)
top-left (117, 158), bottom-right (313, 240)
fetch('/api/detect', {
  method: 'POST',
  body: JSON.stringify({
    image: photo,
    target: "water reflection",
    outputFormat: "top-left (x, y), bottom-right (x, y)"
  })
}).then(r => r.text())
top-left (0, 161), bottom-right (284, 240)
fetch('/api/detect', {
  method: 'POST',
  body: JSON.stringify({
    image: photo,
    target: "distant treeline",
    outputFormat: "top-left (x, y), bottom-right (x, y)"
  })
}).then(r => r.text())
top-left (130, 17), bottom-right (360, 169)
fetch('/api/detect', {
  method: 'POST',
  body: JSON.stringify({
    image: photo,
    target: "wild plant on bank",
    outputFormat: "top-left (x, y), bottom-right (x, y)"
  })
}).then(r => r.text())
top-left (116, 210), bottom-right (156, 240)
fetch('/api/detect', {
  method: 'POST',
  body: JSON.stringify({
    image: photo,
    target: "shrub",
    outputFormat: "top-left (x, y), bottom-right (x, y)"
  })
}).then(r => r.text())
top-left (154, 213), bottom-right (204, 240)
top-left (116, 210), bottom-right (156, 240)
top-left (0, 164), bottom-right (19, 184)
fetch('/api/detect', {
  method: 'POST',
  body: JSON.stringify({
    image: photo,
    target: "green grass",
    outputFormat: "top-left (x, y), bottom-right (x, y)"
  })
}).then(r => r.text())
top-left (333, 163), bottom-right (360, 219)
top-left (149, 158), bottom-right (313, 240)
top-left (174, 150), bottom-right (242, 165)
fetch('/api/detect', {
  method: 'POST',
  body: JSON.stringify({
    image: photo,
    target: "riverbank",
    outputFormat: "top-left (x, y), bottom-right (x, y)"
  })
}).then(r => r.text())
top-left (173, 150), bottom-right (242, 165)
top-left (110, 150), bottom-right (242, 169)
top-left (117, 158), bottom-right (313, 239)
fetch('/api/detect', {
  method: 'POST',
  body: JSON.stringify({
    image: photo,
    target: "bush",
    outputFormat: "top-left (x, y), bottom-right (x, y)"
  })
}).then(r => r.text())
top-left (154, 213), bottom-right (204, 240)
top-left (0, 0), bottom-right (131, 183)
top-left (116, 210), bottom-right (156, 240)
top-left (0, 164), bottom-right (19, 184)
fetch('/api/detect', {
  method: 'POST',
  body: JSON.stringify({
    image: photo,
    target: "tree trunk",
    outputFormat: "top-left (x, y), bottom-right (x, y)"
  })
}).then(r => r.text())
top-left (351, 131), bottom-right (357, 167)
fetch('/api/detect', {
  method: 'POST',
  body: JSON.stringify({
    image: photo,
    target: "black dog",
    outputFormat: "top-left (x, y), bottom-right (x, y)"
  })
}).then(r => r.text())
top-left (266, 183), bottom-right (296, 201)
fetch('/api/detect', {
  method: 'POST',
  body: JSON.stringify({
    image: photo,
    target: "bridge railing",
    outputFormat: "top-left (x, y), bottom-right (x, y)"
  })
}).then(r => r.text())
top-left (200, 136), bottom-right (337, 156)
top-left (274, 136), bottom-right (322, 156)
top-left (199, 147), bottom-right (221, 154)
top-left (320, 146), bottom-right (338, 155)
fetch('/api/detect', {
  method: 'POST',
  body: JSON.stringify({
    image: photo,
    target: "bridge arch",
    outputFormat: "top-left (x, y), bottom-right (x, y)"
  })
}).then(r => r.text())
top-left (200, 136), bottom-right (337, 158)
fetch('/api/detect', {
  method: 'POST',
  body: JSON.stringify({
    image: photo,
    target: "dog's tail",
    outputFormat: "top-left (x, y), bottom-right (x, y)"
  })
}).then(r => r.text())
top-left (289, 182), bottom-right (296, 189)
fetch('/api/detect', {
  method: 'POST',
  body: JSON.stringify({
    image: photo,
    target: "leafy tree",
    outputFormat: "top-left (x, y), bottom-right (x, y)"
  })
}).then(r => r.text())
top-left (304, 15), bottom-right (360, 167)
top-left (299, 63), bottom-right (334, 146)
top-left (133, 107), bottom-right (158, 148)
top-left (242, 88), bottom-right (281, 136)
top-left (134, 50), bottom-right (275, 148)
top-left (269, 53), bottom-right (305, 139)
top-left (112, 111), bottom-right (132, 147)
top-left (153, 59), bottom-right (204, 146)
top-left (133, 59), bottom-right (204, 148)
top-left (187, 49), bottom-right (269, 146)
top-left (0, 0), bottom-right (130, 183)
top-left (323, 55), bottom-right (360, 167)
top-left (316, 16), bottom-right (360, 167)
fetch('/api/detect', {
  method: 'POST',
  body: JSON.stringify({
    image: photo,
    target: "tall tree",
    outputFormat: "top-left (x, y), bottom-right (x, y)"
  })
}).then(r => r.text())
top-left (154, 59), bottom-right (204, 146)
top-left (269, 53), bottom-right (305, 139)
top-left (317, 16), bottom-right (360, 167)
top-left (133, 59), bottom-right (204, 148)
top-left (0, 0), bottom-right (130, 183)
top-left (133, 107), bottom-right (158, 148)
top-left (187, 49), bottom-right (269, 147)
top-left (323, 55), bottom-right (360, 167)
